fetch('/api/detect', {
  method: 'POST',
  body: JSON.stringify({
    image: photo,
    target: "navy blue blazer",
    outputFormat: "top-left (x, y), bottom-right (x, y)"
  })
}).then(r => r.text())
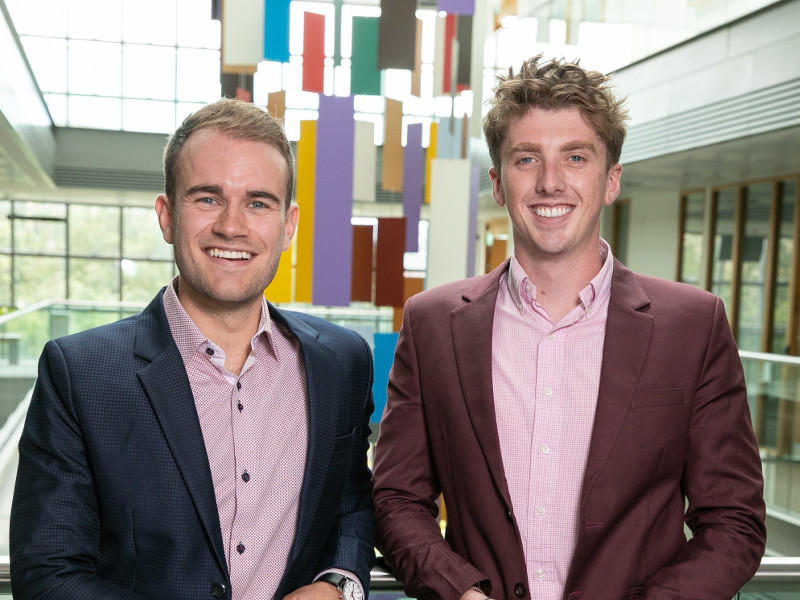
top-left (10, 289), bottom-right (376, 600)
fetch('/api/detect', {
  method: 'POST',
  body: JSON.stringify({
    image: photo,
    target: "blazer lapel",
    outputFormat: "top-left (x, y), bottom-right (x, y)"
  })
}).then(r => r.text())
top-left (269, 307), bottom-right (339, 566)
top-left (451, 262), bottom-right (515, 509)
top-left (581, 261), bottom-right (653, 499)
top-left (133, 292), bottom-right (228, 575)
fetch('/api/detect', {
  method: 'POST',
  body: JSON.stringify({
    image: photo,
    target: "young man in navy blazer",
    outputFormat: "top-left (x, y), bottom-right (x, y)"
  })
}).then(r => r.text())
top-left (372, 55), bottom-right (765, 600)
top-left (11, 98), bottom-right (375, 600)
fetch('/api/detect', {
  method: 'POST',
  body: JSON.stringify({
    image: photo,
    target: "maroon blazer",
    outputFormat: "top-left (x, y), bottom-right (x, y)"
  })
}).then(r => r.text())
top-left (372, 259), bottom-right (766, 600)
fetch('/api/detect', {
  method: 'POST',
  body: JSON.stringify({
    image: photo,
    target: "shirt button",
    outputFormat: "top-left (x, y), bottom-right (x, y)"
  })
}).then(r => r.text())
top-left (541, 445), bottom-right (550, 454)
top-left (525, 283), bottom-right (532, 293)
top-left (237, 402), bottom-right (244, 412)
top-left (536, 506), bottom-right (545, 517)
top-left (514, 583), bottom-right (527, 597)
top-left (236, 381), bottom-right (242, 390)
top-left (241, 470), bottom-right (250, 483)
top-left (236, 542), bottom-right (245, 554)
top-left (205, 347), bottom-right (214, 356)
top-left (535, 569), bottom-right (544, 579)
top-left (544, 387), bottom-right (553, 396)
top-left (546, 333), bottom-right (554, 340)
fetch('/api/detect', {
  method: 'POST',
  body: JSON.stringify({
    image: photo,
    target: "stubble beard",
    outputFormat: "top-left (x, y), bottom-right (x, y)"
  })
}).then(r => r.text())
top-left (172, 233), bottom-right (283, 317)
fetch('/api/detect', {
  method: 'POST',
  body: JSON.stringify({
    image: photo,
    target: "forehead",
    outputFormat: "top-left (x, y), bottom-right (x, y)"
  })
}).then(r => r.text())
top-left (504, 106), bottom-right (602, 147)
top-left (175, 128), bottom-right (289, 193)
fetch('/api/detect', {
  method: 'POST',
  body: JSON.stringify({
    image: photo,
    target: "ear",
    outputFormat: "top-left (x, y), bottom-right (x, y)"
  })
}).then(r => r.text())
top-left (155, 194), bottom-right (174, 244)
top-left (489, 167), bottom-right (505, 208)
top-left (604, 163), bottom-right (623, 206)
top-left (281, 203), bottom-right (299, 252)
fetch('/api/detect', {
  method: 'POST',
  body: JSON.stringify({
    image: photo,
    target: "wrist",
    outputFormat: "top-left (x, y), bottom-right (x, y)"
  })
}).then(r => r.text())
top-left (460, 586), bottom-right (488, 600)
top-left (314, 572), bottom-right (364, 600)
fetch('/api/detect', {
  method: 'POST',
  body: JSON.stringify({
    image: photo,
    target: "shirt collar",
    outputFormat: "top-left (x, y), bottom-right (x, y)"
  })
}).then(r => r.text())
top-left (162, 276), bottom-right (276, 366)
top-left (506, 239), bottom-right (615, 312)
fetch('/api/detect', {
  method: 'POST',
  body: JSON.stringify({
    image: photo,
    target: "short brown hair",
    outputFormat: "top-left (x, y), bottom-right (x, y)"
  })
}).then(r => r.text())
top-left (483, 55), bottom-right (628, 175)
top-left (163, 97), bottom-right (295, 208)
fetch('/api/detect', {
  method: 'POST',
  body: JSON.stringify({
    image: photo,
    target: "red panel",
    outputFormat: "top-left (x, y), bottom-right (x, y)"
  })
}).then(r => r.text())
top-left (235, 86), bottom-right (252, 102)
top-left (442, 14), bottom-right (456, 94)
top-left (375, 218), bottom-right (406, 308)
top-left (351, 225), bottom-right (374, 302)
top-left (302, 12), bottom-right (325, 93)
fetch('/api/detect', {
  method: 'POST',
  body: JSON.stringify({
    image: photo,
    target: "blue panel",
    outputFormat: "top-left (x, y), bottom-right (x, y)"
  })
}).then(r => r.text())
top-left (264, 0), bottom-right (291, 62)
top-left (371, 332), bottom-right (399, 423)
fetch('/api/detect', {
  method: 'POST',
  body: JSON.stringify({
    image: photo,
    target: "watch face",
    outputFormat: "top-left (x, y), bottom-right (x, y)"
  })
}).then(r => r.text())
top-left (342, 580), bottom-right (363, 600)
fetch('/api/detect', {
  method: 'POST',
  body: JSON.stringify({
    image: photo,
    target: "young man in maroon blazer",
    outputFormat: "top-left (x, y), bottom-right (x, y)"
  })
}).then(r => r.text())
top-left (372, 55), bottom-right (766, 600)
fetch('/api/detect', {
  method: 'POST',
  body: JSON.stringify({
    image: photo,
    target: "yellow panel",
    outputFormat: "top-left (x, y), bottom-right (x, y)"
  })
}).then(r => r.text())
top-left (425, 121), bottom-right (438, 204)
top-left (294, 120), bottom-right (317, 303)
top-left (265, 244), bottom-right (292, 303)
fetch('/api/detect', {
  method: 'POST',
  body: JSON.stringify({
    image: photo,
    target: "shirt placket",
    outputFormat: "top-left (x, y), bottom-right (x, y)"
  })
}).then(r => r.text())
top-left (529, 325), bottom-right (562, 594)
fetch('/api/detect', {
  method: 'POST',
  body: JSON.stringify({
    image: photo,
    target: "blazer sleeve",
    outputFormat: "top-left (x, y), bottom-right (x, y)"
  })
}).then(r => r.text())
top-left (644, 297), bottom-right (766, 598)
top-left (10, 340), bottom-right (147, 600)
top-left (318, 333), bottom-right (377, 593)
top-left (372, 300), bottom-right (487, 600)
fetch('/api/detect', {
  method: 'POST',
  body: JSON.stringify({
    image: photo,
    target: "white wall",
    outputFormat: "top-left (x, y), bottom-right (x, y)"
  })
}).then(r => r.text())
top-left (623, 189), bottom-right (681, 280)
top-left (614, 0), bottom-right (800, 164)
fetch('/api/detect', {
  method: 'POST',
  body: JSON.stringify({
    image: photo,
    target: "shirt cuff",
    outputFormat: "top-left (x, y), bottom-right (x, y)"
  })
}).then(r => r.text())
top-left (314, 569), bottom-right (364, 598)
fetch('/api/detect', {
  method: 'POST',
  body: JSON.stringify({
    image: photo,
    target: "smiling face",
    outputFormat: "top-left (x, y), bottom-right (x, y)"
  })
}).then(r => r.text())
top-left (155, 127), bottom-right (298, 319)
top-left (490, 106), bottom-right (622, 272)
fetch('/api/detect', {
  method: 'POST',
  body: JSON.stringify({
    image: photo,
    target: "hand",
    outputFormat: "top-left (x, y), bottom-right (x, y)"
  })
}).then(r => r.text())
top-left (459, 588), bottom-right (491, 600)
top-left (282, 581), bottom-right (340, 600)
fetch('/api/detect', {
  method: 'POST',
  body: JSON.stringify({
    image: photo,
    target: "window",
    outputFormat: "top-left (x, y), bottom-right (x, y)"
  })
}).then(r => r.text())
top-left (678, 191), bottom-right (705, 287)
top-left (6, 0), bottom-right (222, 133)
top-left (0, 201), bottom-right (174, 308)
top-left (680, 176), bottom-right (800, 354)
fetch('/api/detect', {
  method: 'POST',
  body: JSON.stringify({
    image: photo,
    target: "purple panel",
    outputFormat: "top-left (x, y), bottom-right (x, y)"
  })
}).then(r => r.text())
top-left (402, 123), bottom-right (424, 253)
top-left (313, 96), bottom-right (355, 306)
top-left (437, 0), bottom-right (475, 15)
top-left (466, 162), bottom-right (480, 277)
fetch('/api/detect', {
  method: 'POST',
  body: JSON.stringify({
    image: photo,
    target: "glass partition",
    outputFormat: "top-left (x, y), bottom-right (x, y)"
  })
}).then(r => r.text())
top-left (0, 306), bottom-right (799, 598)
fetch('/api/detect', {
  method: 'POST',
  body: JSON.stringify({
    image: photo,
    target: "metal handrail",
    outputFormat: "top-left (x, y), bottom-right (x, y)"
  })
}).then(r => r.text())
top-left (0, 557), bottom-right (796, 592)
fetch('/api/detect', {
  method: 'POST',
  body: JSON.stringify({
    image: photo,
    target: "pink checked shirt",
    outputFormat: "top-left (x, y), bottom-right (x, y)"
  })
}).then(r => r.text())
top-left (491, 243), bottom-right (613, 600)
top-left (163, 280), bottom-right (308, 600)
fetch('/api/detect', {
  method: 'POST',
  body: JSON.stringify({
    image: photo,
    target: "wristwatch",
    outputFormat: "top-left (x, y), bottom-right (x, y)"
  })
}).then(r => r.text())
top-left (316, 573), bottom-right (364, 600)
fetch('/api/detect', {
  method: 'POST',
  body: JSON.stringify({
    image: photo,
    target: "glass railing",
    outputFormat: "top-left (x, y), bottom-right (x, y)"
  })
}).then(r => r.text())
top-left (0, 306), bottom-right (799, 598)
top-left (0, 557), bottom-right (795, 597)
top-left (0, 300), bottom-right (145, 373)
top-left (0, 299), bottom-right (395, 370)
top-left (740, 351), bottom-right (800, 521)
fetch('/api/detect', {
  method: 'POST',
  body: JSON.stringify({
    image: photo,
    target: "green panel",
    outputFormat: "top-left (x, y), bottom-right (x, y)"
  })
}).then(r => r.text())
top-left (350, 17), bottom-right (381, 96)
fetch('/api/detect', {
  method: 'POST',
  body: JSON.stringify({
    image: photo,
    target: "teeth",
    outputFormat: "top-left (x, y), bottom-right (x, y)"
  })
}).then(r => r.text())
top-left (207, 248), bottom-right (252, 260)
top-left (533, 205), bottom-right (572, 218)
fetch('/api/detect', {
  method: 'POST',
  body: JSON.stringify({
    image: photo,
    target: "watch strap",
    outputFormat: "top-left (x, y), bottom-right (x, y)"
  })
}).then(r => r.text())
top-left (316, 572), bottom-right (348, 592)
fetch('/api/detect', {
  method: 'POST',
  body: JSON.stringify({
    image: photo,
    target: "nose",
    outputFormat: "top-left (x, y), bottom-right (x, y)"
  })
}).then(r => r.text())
top-left (213, 204), bottom-right (249, 238)
top-left (535, 160), bottom-right (565, 196)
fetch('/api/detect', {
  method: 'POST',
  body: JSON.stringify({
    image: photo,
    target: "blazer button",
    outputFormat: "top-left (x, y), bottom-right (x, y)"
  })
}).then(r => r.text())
top-left (514, 583), bottom-right (527, 598)
top-left (505, 509), bottom-right (513, 522)
top-left (211, 582), bottom-right (227, 598)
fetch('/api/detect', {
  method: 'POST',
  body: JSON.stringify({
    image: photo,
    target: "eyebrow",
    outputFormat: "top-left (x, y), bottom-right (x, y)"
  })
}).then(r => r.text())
top-left (561, 141), bottom-right (599, 154)
top-left (507, 140), bottom-right (599, 155)
top-left (508, 142), bottom-right (541, 154)
top-left (184, 184), bottom-right (223, 197)
top-left (184, 185), bottom-right (282, 204)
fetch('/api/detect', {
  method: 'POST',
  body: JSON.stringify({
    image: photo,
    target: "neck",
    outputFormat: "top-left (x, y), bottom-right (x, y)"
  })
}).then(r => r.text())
top-left (516, 248), bottom-right (604, 323)
top-left (175, 286), bottom-right (263, 374)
